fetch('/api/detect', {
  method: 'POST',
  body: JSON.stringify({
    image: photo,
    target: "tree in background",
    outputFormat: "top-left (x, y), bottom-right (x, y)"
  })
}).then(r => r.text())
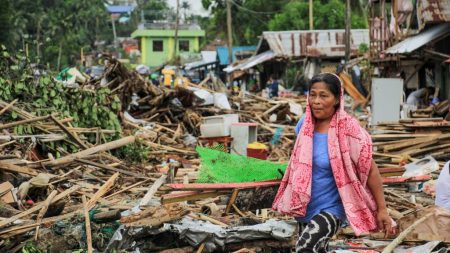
top-left (2, 0), bottom-right (112, 70)
top-left (202, 0), bottom-right (288, 45)
top-left (181, 1), bottom-right (191, 22)
top-left (204, 0), bottom-right (367, 46)
top-left (269, 0), bottom-right (367, 31)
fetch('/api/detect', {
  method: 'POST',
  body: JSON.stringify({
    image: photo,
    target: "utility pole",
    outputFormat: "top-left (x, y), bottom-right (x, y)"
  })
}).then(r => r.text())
top-left (345, 0), bottom-right (351, 63)
top-left (111, 14), bottom-right (118, 49)
top-left (309, 0), bottom-right (313, 30)
top-left (173, 0), bottom-right (180, 62)
top-left (226, 0), bottom-right (233, 85)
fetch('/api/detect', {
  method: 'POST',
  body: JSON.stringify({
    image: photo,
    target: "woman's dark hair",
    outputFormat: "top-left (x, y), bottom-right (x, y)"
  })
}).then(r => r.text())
top-left (309, 73), bottom-right (341, 99)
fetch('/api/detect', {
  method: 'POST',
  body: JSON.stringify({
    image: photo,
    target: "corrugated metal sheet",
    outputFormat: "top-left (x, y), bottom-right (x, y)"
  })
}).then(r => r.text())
top-left (417, 0), bottom-right (450, 30)
top-left (216, 46), bottom-right (257, 65)
top-left (106, 5), bottom-right (135, 14)
top-left (384, 23), bottom-right (450, 54)
top-left (223, 50), bottom-right (275, 73)
top-left (258, 29), bottom-right (369, 58)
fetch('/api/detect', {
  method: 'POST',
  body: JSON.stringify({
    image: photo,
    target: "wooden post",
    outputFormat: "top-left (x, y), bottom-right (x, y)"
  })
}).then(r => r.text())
top-left (173, 0), bottom-right (180, 61)
top-left (309, 0), bottom-right (313, 30)
top-left (345, 0), bottom-right (351, 63)
top-left (82, 195), bottom-right (93, 253)
top-left (226, 0), bottom-right (233, 85)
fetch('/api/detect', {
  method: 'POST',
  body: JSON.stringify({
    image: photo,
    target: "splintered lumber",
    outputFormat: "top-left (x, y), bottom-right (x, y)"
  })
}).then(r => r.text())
top-left (0, 99), bottom-right (18, 116)
top-left (381, 212), bottom-right (434, 253)
top-left (0, 115), bottom-right (51, 130)
top-left (166, 180), bottom-right (281, 191)
top-left (86, 172), bottom-right (119, 210)
top-left (0, 162), bottom-right (39, 176)
top-left (82, 195), bottom-right (93, 253)
top-left (225, 189), bottom-right (240, 214)
top-left (50, 115), bottom-right (89, 149)
top-left (76, 158), bottom-right (146, 178)
top-left (106, 178), bottom-right (154, 199)
top-left (139, 174), bottom-right (167, 206)
top-left (0, 185), bottom-right (80, 228)
top-left (0, 209), bottom-right (82, 237)
top-left (162, 191), bottom-right (228, 204)
top-left (34, 190), bottom-right (58, 240)
top-left (44, 136), bottom-right (135, 167)
top-left (197, 213), bottom-right (228, 227)
top-left (92, 210), bottom-right (121, 223)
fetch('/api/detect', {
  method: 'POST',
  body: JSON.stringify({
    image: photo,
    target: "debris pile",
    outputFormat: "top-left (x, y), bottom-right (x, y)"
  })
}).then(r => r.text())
top-left (0, 49), bottom-right (449, 252)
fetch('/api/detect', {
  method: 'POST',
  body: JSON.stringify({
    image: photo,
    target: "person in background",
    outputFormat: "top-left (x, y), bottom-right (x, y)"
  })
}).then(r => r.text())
top-left (269, 75), bottom-right (279, 98)
top-left (405, 86), bottom-right (435, 108)
top-left (436, 161), bottom-right (450, 211)
top-left (273, 73), bottom-right (395, 253)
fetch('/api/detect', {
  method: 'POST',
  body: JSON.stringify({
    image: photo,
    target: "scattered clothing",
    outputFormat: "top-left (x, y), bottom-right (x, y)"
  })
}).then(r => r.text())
top-left (296, 212), bottom-right (342, 253)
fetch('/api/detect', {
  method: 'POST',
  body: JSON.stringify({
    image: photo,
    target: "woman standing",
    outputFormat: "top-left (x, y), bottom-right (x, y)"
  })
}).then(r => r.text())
top-left (273, 73), bottom-right (395, 253)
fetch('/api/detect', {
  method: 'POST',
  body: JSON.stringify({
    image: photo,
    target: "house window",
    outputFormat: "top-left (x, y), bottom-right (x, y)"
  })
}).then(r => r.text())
top-left (153, 40), bottom-right (163, 52)
top-left (179, 40), bottom-right (189, 52)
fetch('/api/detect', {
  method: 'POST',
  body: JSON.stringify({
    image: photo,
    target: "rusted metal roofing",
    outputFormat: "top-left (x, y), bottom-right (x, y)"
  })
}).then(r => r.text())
top-left (417, 0), bottom-right (450, 30)
top-left (257, 29), bottom-right (369, 58)
top-left (384, 23), bottom-right (450, 54)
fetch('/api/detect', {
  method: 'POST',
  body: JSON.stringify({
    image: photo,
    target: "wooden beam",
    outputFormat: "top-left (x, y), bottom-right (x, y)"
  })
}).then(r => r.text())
top-left (166, 180), bottom-right (281, 191)
top-left (86, 172), bottom-right (119, 210)
top-left (0, 185), bottom-right (80, 228)
top-left (0, 162), bottom-right (39, 176)
top-left (76, 158), bottom-right (146, 178)
top-left (34, 190), bottom-right (58, 240)
top-left (44, 136), bottom-right (135, 167)
top-left (0, 115), bottom-right (51, 130)
top-left (139, 174), bottom-right (167, 207)
top-left (82, 195), bottom-right (93, 253)
top-left (50, 115), bottom-right (89, 149)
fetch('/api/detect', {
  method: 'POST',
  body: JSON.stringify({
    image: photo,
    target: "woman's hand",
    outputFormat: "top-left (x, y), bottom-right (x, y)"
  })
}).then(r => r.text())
top-left (377, 208), bottom-right (396, 238)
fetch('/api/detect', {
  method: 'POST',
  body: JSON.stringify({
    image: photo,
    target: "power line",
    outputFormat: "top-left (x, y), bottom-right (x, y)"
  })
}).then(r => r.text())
top-left (229, 0), bottom-right (281, 15)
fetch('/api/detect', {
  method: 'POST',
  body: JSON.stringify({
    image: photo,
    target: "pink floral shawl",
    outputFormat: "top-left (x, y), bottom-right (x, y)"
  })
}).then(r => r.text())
top-left (272, 73), bottom-right (378, 235)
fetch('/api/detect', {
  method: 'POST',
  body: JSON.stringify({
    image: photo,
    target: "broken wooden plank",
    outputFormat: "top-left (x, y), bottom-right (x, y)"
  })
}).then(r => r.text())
top-left (0, 162), bottom-right (39, 176)
top-left (44, 136), bottom-right (135, 167)
top-left (166, 180), bottom-right (281, 191)
top-left (76, 158), bottom-right (146, 178)
top-left (50, 115), bottom-right (90, 149)
top-left (82, 195), bottom-right (93, 253)
top-left (0, 185), bottom-right (80, 228)
top-left (34, 190), bottom-right (58, 240)
top-left (0, 115), bottom-right (51, 130)
top-left (86, 172), bottom-right (119, 210)
top-left (139, 174), bottom-right (167, 206)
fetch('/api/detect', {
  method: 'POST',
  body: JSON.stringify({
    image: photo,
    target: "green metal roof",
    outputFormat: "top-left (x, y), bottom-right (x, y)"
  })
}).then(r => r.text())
top-left (131, 29), bottom-right (205, 38)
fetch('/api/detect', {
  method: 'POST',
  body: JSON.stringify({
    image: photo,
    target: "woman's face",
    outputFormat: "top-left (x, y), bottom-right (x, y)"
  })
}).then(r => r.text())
top-left (308, 81), bottom-right (339, 120)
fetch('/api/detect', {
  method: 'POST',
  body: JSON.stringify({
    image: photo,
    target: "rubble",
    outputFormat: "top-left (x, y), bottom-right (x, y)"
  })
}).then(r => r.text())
top-left (0, 50), bottom-right (449, 253)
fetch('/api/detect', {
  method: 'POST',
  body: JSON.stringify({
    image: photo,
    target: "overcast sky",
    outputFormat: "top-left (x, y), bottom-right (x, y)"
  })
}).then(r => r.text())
top-left (166, 0), bottom-right (210, 17)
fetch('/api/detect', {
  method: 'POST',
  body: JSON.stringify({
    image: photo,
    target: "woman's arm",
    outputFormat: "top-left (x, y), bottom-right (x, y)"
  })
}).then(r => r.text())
top-left (367, 160), bottom-right (394, 237)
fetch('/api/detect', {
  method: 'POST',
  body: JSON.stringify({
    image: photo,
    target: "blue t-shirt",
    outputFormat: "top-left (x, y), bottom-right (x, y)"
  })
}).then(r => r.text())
top-left (294, 117), bottom-right (346, 222)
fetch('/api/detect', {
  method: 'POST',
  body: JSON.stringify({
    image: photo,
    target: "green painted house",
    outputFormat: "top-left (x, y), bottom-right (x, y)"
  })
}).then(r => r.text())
top-left (132, 28), bottom-right (205, 67)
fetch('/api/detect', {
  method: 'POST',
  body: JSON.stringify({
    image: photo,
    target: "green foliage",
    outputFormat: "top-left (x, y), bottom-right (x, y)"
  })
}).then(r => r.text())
top-left (269, 0), bottom-right (367, 31)
top-left (2, 0), bottom-right (112, 69)
top-left (114, 140), bottom-right (150, 164)
top-left (202, 0), bottom-right (288, 45)
top-left (21, 241), bottom-right (44, 253)
top-left (204, 0), bottom-right (367, 46)
top-left (358, 43), bottom-right (369, 54)
top-left (0, 48), bottom-right (121, 141)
